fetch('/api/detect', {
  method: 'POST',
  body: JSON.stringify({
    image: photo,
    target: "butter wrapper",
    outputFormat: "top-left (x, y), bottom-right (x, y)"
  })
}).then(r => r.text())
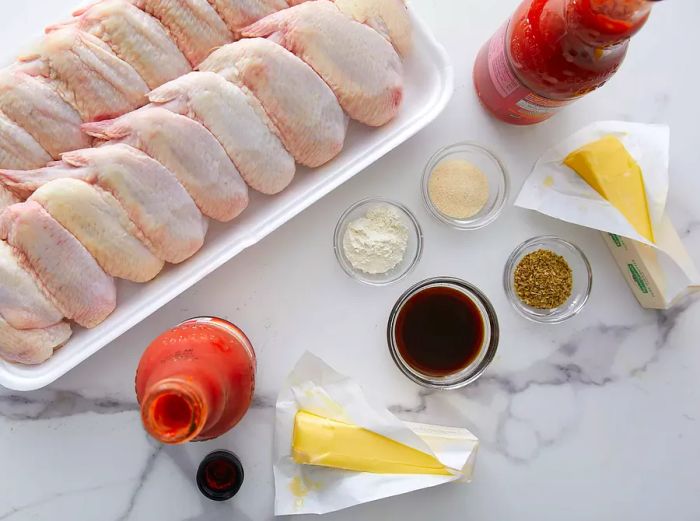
top-left (273, 352), bottom-right (479, 515)
top-left (515, 121), bottom-right (700, 308)
top-left (602, 218), bottom-right (700, 309)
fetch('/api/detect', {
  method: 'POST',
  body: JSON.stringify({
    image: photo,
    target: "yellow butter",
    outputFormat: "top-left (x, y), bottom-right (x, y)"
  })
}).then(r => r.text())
top-left (564, 135), bottom-right (654, 243)
top-left (292, 410), bottom-right (451, 475)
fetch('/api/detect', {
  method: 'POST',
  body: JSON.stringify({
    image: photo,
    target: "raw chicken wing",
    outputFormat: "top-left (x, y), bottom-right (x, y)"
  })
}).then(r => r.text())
top-left (200, 39), bottom-right (347, 167)
top-left (0, 201), bottom-right (116, 328)
top-left (0, 144), bottom-right (208, 264)
top-left (16, 27), bottom-right (149, 122)
top-left (51, 0), bottom-right (191, 89)
top-left (0, 186), bottom-right (19, 212)
top-left (0, 240), bottom-right (63, 329)
top-left (0, 70), bottom-right (92, 158)
top-left (242, 0), bottom-right (403, 126)
top-left (149, 72), bottom-right (295, 193)
top-left (83, 107), bottom-right (249, 220)
top-left (333, 0), bottom-right (412, 55)
top-left (128, 0), bottom-right (233, 66)
top-left (286, 0), bottom-right (411, 53)
top-left (207, 0), bottom-right (289, 33)
top-left (30, 179), bottom-right (164, 282)
top-left (0, 316), bottom-right (72, 365)
top-left (0, 112), bottom-right (51, 169)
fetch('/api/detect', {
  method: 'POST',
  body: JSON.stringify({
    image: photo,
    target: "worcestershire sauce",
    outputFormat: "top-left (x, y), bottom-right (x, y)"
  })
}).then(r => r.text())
top-left (395, 285), bottom-right (485, 376)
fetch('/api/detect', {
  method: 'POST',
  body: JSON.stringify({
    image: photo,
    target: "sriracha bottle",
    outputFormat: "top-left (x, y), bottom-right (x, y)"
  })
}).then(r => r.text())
top-left (135, 317), bottom-right (256, 444)
top-left (473, 0), bottom-right (658, 125)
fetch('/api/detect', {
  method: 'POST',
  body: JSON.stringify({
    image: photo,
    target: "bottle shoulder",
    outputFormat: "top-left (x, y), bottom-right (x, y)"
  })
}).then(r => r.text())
top-left (505, 4), bottom-right (632, 99)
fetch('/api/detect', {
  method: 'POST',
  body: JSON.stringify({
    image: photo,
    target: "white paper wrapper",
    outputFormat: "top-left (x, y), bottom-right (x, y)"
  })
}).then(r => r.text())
top-left (515, 121), bottom-right (700, 302)
top-left (515, 121), bottom-right (669, 245)
top-left (274, 352), bottom-right (479, 516)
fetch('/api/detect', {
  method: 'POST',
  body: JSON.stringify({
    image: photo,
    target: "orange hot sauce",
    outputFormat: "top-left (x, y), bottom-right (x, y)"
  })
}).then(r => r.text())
top-left (135, 317), bottom-right (256, 444)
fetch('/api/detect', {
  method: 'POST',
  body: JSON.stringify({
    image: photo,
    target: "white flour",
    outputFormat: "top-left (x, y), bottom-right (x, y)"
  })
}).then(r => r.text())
top-left (342, 205), bottom-right (409, 275)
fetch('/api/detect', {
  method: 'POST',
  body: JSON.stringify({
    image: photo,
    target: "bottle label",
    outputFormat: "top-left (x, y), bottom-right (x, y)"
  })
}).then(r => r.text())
top-left (487, 22), bottom-right (575, 124)
top-left (487, 23), bottom-right (520, 98)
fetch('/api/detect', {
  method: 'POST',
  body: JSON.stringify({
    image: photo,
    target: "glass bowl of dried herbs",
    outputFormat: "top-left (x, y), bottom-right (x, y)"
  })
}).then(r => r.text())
top-left (504, 236), bottom-right (592, 323)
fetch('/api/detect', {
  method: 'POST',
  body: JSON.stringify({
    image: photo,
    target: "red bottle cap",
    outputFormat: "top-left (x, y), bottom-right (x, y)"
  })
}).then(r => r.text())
top-left (196, 450), bottom-right (244, 501)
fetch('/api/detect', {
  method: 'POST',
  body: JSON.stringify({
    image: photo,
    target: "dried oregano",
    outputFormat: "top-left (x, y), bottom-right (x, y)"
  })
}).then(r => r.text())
top-left (514, 249), bottom-right (573, 309)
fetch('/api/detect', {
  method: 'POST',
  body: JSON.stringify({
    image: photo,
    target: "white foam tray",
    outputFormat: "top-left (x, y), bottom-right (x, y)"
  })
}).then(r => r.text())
top-left (0, 6), bottom-right (453, 391)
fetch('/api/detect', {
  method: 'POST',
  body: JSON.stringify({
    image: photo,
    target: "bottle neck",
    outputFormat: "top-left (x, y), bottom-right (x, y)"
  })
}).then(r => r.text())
top-left (135, 318), bottom-right (256, 444)
top-left (569, 0), bottom-right (653, 46)
top-left (141, 378), bottom-right (212, 444)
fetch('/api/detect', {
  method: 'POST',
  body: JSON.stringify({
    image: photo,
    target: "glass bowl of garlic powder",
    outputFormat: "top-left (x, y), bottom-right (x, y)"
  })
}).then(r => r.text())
top-left (422, 142), bottom-right (509, 230)
top-left (334, 198), bottom-right (423, 286)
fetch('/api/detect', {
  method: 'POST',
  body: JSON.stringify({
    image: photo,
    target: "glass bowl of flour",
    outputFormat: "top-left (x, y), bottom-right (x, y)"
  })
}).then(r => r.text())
top-left (334, 198), bottom-right (423, 286)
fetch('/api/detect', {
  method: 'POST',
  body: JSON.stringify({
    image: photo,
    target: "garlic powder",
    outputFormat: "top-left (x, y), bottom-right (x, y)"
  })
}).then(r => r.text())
top-left (342, 205), bottom-right (409, 275)
top-left (428, 159), bottom-right (490, 219)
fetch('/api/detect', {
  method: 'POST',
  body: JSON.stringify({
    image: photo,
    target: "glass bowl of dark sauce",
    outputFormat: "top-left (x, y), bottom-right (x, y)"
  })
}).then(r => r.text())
top-left (387, 277), bottom-right (499, 390)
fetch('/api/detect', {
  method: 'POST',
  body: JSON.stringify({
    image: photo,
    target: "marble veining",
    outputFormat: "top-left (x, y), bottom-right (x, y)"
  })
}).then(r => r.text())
top-left (385, 296), bottom-right (698, 463)
top-left (115, 444), bottom-right (164, 521)
top-left (0, 391), bottom-right (138, 421)
top-left (2, 1), bottom-right (700, 520)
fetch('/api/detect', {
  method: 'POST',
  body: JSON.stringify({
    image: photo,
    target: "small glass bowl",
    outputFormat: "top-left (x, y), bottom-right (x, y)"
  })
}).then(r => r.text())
top-left (422, 142), bottom-right (509, 230)
top-left (387, 277), bottom-right (500, 390)
top-left (333, 198), bottom-right (423, 286)
top-left (504, 236), bottom-right (593, 324)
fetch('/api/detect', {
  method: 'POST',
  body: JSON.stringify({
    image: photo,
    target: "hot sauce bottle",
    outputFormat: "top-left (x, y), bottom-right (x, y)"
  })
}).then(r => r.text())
top-left (474, 0), bottom-right (658, 125)
top-left (135, 317), bottom-right (256, 444)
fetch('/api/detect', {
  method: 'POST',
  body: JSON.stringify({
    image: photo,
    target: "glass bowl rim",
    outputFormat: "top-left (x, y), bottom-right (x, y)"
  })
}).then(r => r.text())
top-left (503, 235), bottom-right (593, 324)
top-left (333, 197), bottom-right (424, 287)
top-left (387, 276), bottom-right (500, 390)
top-left (421, 141), bottom-right (510, 230)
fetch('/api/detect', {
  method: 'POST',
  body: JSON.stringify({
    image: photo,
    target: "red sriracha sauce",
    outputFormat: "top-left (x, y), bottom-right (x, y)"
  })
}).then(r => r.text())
top-left (474, 0), bottom-right (656, 125)
top-left (135, 317), bottom-right (256, 444)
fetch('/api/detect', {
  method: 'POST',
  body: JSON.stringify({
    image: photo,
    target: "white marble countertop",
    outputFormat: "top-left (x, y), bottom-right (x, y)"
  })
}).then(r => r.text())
top-left (2, 1), bottom-right (699, 520)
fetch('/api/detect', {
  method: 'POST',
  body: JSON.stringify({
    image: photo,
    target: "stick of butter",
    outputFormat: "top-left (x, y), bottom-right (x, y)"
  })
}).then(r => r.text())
top-left (292, 410), bottom-right (452, 475)
top-left (564, 135), bottom-right (655, 243)
top-left (515, 121), bottom-right (698, 311)
top-left (602, 215), bottom-right (700, 309)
